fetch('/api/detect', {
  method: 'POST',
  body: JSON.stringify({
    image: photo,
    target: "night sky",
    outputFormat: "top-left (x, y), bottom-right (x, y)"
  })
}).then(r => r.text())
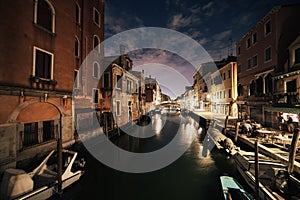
top-left (104, 0), bottom-right (300, 98)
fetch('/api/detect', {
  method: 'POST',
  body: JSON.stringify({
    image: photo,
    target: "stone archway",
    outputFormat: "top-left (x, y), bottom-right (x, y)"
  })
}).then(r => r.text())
top-left (8, 99), bottom-right (64, 123)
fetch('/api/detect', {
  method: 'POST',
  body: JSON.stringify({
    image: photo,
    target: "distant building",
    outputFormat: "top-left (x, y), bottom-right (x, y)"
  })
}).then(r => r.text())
top-left (0, 0), bottom-right (105, 172)
top-left (236, 4), bottom-right (300, 124)
top-left (209, 62), bottom-right (238, 116)
top-left (161, 93), bottom-right (171, 102)
top-left (193, 56), bottom-right (237, 112)
top-left (145, 76), bottom-right (161, 111)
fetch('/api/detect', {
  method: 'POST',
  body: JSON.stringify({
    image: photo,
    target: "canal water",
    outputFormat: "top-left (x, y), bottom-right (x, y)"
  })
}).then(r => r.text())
top-left (63, 114), bottom-right (240, 200)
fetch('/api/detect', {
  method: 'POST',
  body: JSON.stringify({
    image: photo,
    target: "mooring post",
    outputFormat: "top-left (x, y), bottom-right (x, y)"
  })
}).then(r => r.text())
top-left (224, 115), bottom-right (229, 135)
top-left (288, 128), bottom-right (300, 174)
top-left (234, 122), bottom-right (240, 142)
top-left (255, 140), bottom-right (259, 200)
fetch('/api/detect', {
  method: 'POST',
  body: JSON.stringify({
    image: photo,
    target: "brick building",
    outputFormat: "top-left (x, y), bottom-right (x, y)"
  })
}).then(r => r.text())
top-left (0, 0), bottom-right (105, 172)
top-left (236, 4), bottom-right (300, 124)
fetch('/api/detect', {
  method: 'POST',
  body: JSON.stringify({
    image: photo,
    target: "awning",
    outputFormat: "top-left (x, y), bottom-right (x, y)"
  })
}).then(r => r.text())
top-left (264, 107), bottom-right (300, 114)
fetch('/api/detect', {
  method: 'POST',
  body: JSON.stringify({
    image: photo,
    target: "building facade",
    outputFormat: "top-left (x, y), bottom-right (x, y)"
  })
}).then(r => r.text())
top-left (0, 0), bottom-right (105, 172)
top-left (236, 4), bottom-right (300, 124)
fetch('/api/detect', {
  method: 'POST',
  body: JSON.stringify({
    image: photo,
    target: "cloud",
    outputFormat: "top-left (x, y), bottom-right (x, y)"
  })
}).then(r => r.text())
top-left (167, 14), bottom-right (192, 29)
top-left (105, 6), bottom-right (144, 37)
top-left (212, 30), bottom-right (232, 41)
top-left (199, 38), bottom-right (208, 45)
top-left (202, 1), bottom-right (214, 10)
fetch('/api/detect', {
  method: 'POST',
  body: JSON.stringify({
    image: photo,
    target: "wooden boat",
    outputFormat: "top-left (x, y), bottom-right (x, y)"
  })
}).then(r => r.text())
top-left (233, 150), bottom-right (287, 200)
top-left (0, 150), bottom-right (85, 200)
top-left (220, 175), bottom-right (253, 200)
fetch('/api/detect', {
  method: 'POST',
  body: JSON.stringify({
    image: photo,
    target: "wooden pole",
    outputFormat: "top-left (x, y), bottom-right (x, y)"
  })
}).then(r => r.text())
top-left (234, 122), bottom-right (240, 142)
top-left (288, 128), bottom-right (300, 174)
top-left (224, 115), bottom-right (229, 135)
top-left (57, 114), bottom-right (63, 197)
top-left (255, 140), bottom-right (259, 200)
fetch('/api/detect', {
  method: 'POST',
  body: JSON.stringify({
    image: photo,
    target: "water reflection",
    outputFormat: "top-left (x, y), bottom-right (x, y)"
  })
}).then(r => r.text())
top-left (67, 114), bottom-right (237, 200)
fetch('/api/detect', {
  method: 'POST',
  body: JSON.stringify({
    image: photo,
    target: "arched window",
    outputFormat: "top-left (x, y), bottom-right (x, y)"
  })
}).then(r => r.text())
top-left (75, 37), bottom-right (80, 57)
top-left (34, 0), bottom-right (55, 33)
top-left (250, 81), bottom-right (256, 96)
top-left (256, 76), bottom-right (263, 95)
top-left (265, 74), bottom-right (273, 94)
top-left (93, 62), bottom-right (99, 78)
top-left (75, 3), bottom-right (81, 24)
top-left (93, 35), bottom-right (100, 53)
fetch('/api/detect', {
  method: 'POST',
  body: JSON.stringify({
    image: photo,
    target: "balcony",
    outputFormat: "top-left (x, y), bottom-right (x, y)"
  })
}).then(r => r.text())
top-left (30, 76), bottom-right (57, 90)
top-left (273, 92), bottom-right (300, 106)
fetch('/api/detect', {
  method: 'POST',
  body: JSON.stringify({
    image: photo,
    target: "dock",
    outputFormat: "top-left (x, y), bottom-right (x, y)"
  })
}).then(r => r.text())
top-left (191, 111), bottom-right (300, 175)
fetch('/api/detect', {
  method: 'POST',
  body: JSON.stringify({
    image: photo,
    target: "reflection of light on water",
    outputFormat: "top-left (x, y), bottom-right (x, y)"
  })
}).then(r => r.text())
top-left (152, 114), bottom-right (163, 135)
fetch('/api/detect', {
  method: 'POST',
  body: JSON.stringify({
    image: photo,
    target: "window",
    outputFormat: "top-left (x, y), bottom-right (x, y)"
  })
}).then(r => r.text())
top-left (93, 7), bottom-right (100, 27)
top-left (237, 64), bottom-right (241, 73)
top-left (75, 3), bottom-right (81, 24)
top-left (247, 58), bottom-right (251, 69)
top-left (93, 62), bottom-right (99, 78)
top-left (74, 70), bottom-right (79, 89)
top-left (286, 79), bottom-right (297, 93)
top-left (223, 73), bottom-right (226, 80)
top-left (33, 47), bottom-right (53, 79)
top-left (265, 47), bottom-right (271, 61)
top-left (93, 35), bottom-right (100, 53)
top-left (253, 55), bottom-right (257, 67)
top-left (295, 48), bottom-right (300, 65)
top-left (223, 91), bottom-right (226, 98)
top-left (228, 70), bottom-right (231, 79)
top-left (24, 122), bottom-right (38, 147)
top-left (228, 89), bottom-right (231, 98)
top-left (116, 101), bottom-right (121, 116)
top-left (246, 38), bottom-right (251, 48)
top-left (237, 47), bottom-right (241, 55)
top-left (252, 33), bottom-right (257, 44)
top-left (238, 84), bottom-right (243, 96)
top-left (104, 73), bottom-right (110, 88)
top-left (43, 120), bottom-right (55, 142)
top-left (127, 79), bottom-right (133, 93)
top-left (92, 88), bottom-right (99, 103)
top-left (250, 81), bottom-right (255, 96)
top-left (116, 75), bottom-right (122, 89)
top-left (265, 20), bottom-right (271, 35)
top-left (75, 37), bottom-right (80, 57)
top-left (34, 0), bottom-right (55, 33)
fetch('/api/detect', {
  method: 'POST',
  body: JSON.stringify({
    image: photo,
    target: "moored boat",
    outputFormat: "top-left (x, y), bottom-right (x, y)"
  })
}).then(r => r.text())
top-left (233, 150), bottom-right (287, 200)
top-left (220, 175), bottom-right (253, 200)
top-left (0, 150), bottom-right (85, 200)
